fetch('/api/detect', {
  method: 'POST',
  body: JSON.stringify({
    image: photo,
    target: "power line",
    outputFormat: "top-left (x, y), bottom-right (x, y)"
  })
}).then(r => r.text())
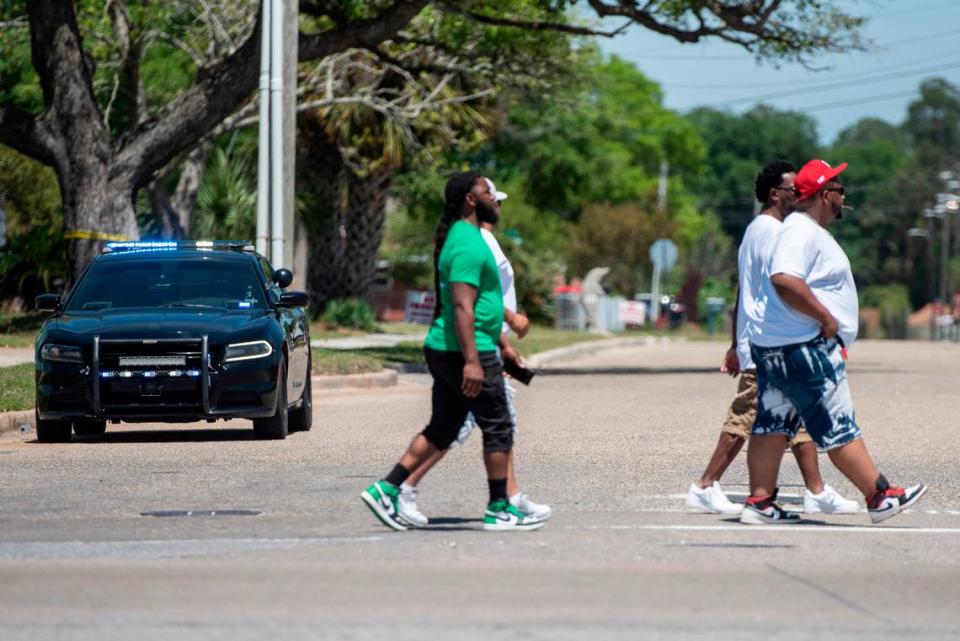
top-left (713, 61), bottom-right (960, 107)
top-left (792, 87), bottom-right (943, 113)
top-left (661, 51), bottom-right (960, 89)
top-left (614, 27), bottom-right (960, 62)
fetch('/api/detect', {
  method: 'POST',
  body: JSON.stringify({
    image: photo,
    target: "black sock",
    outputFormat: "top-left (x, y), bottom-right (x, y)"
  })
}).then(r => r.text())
top-left (875, 474), bottom-right (889, 493)
top-left (385, 464), bottom-right (410, 488)
top-left (488, 478), bottom-right (508, 504)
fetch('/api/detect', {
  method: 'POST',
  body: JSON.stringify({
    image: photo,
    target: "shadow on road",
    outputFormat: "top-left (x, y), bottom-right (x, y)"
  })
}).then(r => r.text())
top-left (422, 517), bottom-right (484, 531)
top-left (538, 366), bottom-right (717, 376)
top-left (537, 365), bottom-right (902, 376)
top-left (40, 428), bottom-right (264, 444)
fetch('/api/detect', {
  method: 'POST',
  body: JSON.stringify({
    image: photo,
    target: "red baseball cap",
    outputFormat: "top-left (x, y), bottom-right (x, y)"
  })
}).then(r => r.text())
top-left (795, 159), bottom-right (848, 200)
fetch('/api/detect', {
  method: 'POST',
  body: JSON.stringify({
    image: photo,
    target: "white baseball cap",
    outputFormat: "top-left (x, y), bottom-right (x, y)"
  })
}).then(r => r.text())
top-left (485, 177), bottom-right (508, 202)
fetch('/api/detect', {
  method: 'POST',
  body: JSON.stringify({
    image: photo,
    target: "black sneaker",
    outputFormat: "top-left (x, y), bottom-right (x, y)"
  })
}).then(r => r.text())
top-left (740, 490), bottom-right (802, 525)
top-left (867, 483), bottom-right (927, 524)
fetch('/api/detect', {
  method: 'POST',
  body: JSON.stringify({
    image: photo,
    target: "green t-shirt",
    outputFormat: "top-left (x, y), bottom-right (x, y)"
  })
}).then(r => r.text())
top-left (424, 220), bottom-right (504, 352)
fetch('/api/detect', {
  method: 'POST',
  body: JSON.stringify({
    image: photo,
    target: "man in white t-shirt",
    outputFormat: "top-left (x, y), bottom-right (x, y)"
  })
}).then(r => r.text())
top-left (686, 161), bottom-right (857, 515)
top-left (742, 159), bottom-right (927, 525)
top-left (396, 179), bottom-right (551, 526)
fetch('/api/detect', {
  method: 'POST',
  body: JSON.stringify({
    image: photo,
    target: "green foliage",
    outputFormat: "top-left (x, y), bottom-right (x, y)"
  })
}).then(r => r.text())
top-left (0, 146), bottom-right (65, 301)
top-left (490, 55), bottom-right (705, 219)
top-left (688, 104), bottom-right (821, 243)
top-left (568, 197), bottom-right (676, 297)
top-left (191, 147), bottom-right (256, 241)
top-left (904, 79), bottom-right (960, 165)
top-left (860, 284), bottom-right (911, 339)
top-left (322, 298), bottom-right (377, 331)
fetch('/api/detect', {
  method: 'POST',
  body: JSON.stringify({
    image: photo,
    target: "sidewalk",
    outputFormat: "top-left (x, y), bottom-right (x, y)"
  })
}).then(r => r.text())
top-left (0, 348), bottom-right (32, 367)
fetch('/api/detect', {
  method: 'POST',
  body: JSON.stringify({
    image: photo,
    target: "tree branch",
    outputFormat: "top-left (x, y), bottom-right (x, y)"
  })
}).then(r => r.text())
top-left (120, 1), bottom-right (430, 189)
top-left (0, 105), bottom-right (57, 166)
top-left (299, 0), bottom-right (430, 60)
top-left (440, 1), bottom-right (630, 38)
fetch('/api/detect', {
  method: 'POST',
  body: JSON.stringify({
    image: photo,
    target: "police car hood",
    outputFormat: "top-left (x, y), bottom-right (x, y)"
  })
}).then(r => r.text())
top-left (49, 308), bottom-right (271, 342)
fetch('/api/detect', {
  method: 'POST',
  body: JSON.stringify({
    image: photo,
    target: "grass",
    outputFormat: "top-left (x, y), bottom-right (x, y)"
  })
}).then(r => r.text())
top-left (0, 331), bottom-right (37, 348)
top-left (0, 363), bottom-right (34, 413)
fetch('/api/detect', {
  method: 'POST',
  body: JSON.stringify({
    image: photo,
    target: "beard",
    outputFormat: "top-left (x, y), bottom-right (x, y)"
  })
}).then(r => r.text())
top-left (476, 199), bottom-right (500, 225)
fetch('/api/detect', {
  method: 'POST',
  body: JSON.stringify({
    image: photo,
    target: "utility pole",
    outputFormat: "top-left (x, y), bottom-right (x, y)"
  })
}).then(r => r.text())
top-left (256, 0), bottom-right (299, 270)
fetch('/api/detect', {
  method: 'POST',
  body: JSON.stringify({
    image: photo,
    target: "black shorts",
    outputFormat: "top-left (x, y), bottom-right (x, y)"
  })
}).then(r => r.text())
top-left (421, 347), bottom-right (513, 453)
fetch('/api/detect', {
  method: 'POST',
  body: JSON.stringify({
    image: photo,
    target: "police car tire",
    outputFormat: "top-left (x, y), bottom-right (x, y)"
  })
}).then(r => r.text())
top-left (35, 409), bottom-right (72, 443)
top-left (253, 357), bottom-right (288, 440)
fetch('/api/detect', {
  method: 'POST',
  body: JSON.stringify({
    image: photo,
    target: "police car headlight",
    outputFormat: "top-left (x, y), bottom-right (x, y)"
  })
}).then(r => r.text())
top-left (41, 343), bottom-right (83, 363)
top-left (224, 340), bottom-right (273, 362)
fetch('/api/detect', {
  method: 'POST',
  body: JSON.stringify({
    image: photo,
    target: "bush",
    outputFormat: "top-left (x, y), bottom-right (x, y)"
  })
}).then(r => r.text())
top-left (322, 298), bottom-right (377, 331)
top-left (696, 277), bottom-right (735, 324)
top-left (860, 283), bottom-right (910, 339)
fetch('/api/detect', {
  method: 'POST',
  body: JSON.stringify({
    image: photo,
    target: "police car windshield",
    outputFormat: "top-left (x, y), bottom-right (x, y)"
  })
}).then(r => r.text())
top-left (66, 258), bottom-right (267, 312)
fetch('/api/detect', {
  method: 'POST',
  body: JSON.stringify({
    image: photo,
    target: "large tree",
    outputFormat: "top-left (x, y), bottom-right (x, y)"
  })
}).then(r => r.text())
top-left (0, 0), bottom-right (868, 283)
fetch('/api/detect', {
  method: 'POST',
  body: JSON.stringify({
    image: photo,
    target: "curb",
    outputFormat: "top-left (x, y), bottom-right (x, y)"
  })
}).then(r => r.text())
top-left (527, 335), bottom-right (684, 368)
top-left (0, 409), bottom-right (33, 437)
top-left (312, 369), bottom-right (397, 390)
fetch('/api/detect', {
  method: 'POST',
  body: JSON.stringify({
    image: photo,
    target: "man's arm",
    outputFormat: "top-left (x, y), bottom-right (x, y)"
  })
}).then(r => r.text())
top-left (771, 273), bottom-right (838, 339)
top-left (451, 282), bottom-right (483, 397)
top-left (721, 287), bottom-right (741, 376)
top-left (503, 308), bottom-right (530, 339)
top-left (498, 332), bottom-right (522, 368)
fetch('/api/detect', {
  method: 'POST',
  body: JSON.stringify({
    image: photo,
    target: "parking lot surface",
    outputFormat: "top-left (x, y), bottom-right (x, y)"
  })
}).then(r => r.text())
top-left (1, 339), bottom-right (958, 640)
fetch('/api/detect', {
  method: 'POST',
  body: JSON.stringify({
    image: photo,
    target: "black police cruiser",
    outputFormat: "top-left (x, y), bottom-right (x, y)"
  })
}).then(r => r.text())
top-left (34, 241), bottom-right (312, 442)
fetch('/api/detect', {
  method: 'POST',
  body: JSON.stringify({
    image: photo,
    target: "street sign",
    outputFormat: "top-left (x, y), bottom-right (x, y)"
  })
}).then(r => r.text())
top-left (648, 239), bottom-right (677, 323)
top-left (649, 239), bottom-right (678, 271)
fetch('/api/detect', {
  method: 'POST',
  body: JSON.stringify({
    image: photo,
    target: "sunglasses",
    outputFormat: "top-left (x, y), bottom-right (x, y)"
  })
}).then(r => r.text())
top-left (772, 186), bottom-right (796, 194)
top-left (824, 185), bottom-right (845, 196)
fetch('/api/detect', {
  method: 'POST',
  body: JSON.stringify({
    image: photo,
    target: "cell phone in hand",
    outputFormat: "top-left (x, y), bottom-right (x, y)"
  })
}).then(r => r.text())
top-left (502, 357), bottom-right (536, 385)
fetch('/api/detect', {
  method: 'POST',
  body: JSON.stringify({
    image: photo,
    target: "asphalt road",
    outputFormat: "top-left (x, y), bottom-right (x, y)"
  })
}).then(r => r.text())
top-left (1, 339), bottom-right (958, 641)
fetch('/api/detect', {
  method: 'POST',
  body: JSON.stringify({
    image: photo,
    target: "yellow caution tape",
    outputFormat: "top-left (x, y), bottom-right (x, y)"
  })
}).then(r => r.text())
top-left (63, 230), bottom-right (134, 242)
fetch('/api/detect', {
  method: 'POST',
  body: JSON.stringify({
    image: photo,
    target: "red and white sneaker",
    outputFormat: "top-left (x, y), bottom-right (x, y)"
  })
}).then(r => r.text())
top-left (867, 483), bottom-right (927, 524)
top-left (740, 490), bottom-right (802, 525)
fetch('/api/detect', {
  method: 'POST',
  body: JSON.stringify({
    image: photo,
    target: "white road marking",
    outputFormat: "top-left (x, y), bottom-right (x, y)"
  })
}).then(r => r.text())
top-left (570, 524), bottom-right (960, 534)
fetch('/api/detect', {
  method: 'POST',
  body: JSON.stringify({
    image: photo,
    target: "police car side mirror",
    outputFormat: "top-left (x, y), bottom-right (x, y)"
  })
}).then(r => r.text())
top-left (36, 293), bottom-right (61, 313)
top-left (277, 291), bottom-right (309, 308)
top-left (272, 268), bottom-right (294, 289)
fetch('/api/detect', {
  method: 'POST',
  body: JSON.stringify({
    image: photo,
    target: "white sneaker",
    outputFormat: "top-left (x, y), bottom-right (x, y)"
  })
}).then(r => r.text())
top-left (685, 481), bottom-right (742, 514)
top-left (510, 493), bottom-right (552, 521)
top-left (803, 484), bottom-right (860, 514)
top-left (397, 484), bottom-right (428, 527)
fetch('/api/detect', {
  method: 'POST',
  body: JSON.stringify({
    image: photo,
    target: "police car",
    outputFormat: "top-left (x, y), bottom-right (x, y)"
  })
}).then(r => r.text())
top-left (34, 241), bottom-right (312, 441)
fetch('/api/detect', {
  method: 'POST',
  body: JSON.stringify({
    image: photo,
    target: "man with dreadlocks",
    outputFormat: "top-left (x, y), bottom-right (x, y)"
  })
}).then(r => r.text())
top-left (361, 172), bottom-right (544, 532)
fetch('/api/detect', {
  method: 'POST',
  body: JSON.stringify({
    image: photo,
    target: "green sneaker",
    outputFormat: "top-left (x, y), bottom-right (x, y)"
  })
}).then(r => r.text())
top-left (483, 498), bottom-right (544, 531)
top-left (360, 480), bottom-right (407, 531)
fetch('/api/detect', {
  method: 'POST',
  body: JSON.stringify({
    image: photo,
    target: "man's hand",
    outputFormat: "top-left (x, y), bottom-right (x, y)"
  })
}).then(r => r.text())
top-left (461, 359), bottom-right (483, 398)
top-left (819, 313), bottom-right (839, 339)
top-left (720, 347), bottom-right (740, 377)
top-left (501, 343), bottom-right (523, 371)
top-left (507, 311), bottom-right (530, 339)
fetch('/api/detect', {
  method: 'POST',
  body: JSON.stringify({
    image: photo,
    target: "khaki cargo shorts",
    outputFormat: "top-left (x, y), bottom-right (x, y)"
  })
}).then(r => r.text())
top-left (721, 369), bottom-right (812, 446)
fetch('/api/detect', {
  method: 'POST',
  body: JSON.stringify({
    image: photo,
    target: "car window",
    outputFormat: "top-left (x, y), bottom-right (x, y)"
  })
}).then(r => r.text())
top-left (258, 256), bottom-right (282, 301)
top-left (66, 257), bottom-right (268, 311)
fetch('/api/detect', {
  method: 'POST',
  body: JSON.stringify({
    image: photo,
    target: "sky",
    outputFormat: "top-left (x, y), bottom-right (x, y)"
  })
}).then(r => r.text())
top-left (598, 0), bottom-right (960, 144)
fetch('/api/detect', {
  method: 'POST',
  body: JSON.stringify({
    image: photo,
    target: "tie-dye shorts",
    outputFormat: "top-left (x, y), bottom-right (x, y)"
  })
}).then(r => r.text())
top-left (749, 336), bottom-right (861, 451)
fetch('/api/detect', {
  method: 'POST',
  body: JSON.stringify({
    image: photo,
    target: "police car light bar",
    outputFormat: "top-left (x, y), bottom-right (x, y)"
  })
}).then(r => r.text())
top-left (102, 240), bottom-right (255, 254)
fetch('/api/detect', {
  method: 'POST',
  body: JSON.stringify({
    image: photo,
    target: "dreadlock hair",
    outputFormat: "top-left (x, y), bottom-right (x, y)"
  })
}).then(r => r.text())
top-left (433, 171), bottom-right (483, 320)
top-left (755, 160), bottom-right (796, 205)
